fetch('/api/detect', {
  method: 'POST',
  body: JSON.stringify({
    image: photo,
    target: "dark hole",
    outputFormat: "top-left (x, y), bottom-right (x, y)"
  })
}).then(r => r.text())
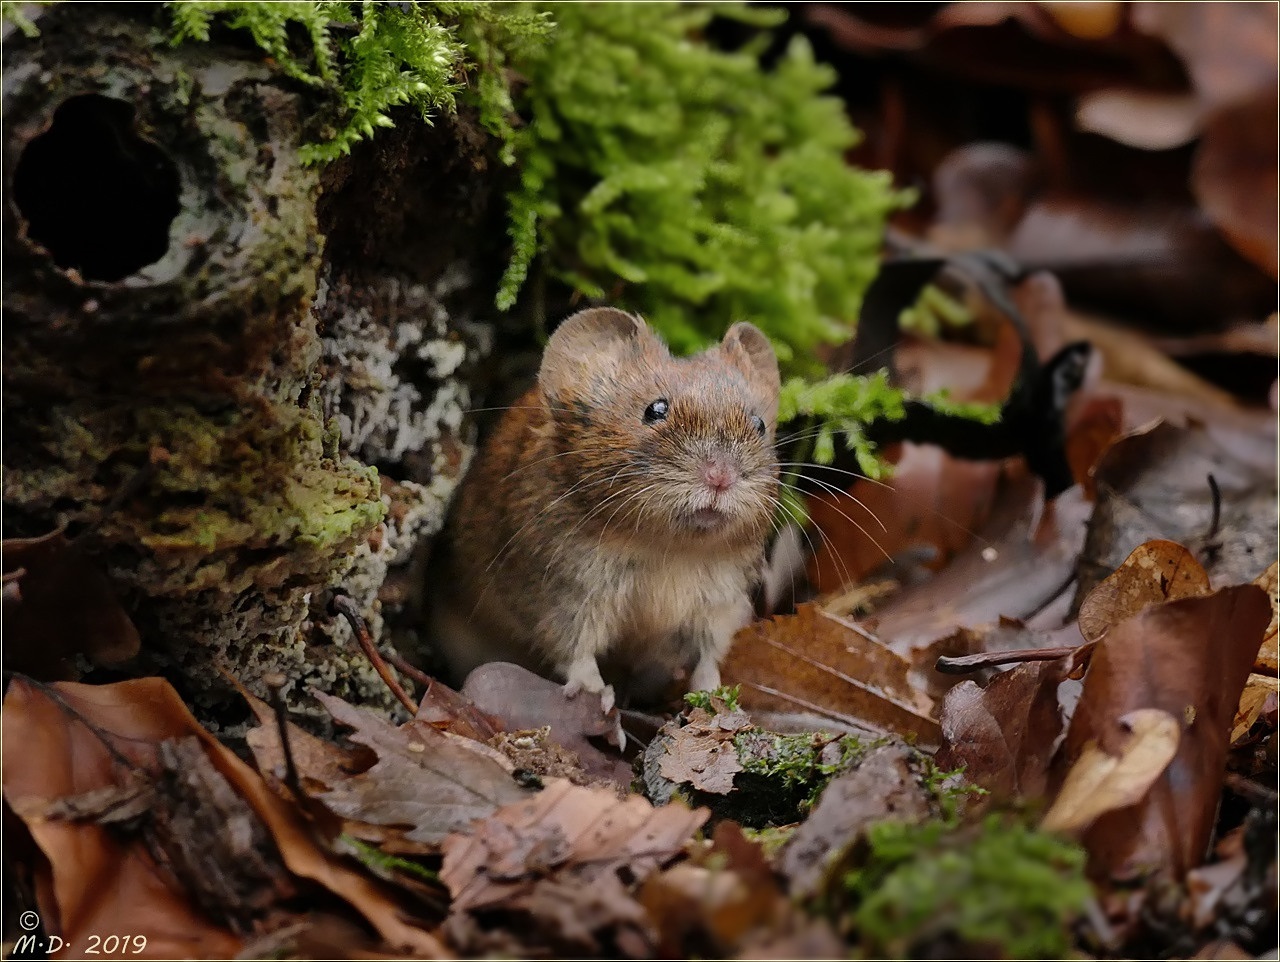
top-left (13, 94), bottom-right (181, 283)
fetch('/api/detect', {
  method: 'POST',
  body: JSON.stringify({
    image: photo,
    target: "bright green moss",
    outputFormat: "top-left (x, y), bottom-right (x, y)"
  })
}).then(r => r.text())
top-left (843, 815), bottom-right (1090, 959)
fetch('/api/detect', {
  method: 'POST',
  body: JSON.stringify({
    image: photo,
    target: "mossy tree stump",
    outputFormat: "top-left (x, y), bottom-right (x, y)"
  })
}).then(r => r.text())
top-left (2, 6), bottom-right (507, 726)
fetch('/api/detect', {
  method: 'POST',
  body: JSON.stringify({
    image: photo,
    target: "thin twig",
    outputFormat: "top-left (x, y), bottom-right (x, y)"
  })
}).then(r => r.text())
top-left (387, 651), bottom-right (435, 690)
top-left (328, 593), bottom-right (418, 715)
top-left (262, 672), bottom-right (303, 799)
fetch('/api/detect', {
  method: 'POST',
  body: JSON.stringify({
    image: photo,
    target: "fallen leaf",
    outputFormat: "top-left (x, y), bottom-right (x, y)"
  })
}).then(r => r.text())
top-left (1076, 539), bottom-right (1212, 642)
top-left (2, 677), bottom-right (448, 956)
top-left (1, 678), bottom-right (243, 958)
top-left (1079, 420), bottom-right (1277, 602)
top-left (237, 684), bottom-right (375, 795)
top-left (1252, 560), bottom-right (1278, 672)
top-left (1231, 673), bottom-right (1280, 745)
top-left (462, 662), bottom-right (632, 786)
top-left (1042, 708), bottom-right (1181, 834)
top-left (1074, 88), bottom-right (1201, 150)
top-left (934, 648), bottom-right (1084, 801)
top-left (1056, 585), bottom-right (1271, 880)
top-left (779, 743), bottom-right (931, 898)
top-left (416, 676), bottom-right (502, 742)
top-left (721, 604), bottom-right (939, 746)
top-left (315, 690), bottom-right (532, 844)
top-left (655, 707), bottom-right (748, 795)
top-left (441, 778), bottom-right (708, 914)
top-left (1, 528), bottom-right (140, 679)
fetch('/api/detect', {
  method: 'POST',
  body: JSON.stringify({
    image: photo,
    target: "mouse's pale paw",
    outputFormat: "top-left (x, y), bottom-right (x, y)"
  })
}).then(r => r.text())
top-left (688, 657), bottom-right (722, 694)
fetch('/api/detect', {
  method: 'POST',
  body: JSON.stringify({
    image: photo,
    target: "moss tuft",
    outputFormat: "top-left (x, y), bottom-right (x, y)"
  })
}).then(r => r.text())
top-left (842, 814), bottom-right (1091, 959)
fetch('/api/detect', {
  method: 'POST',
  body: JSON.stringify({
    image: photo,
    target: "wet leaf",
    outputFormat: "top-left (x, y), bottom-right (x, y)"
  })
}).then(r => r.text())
top-left (722, 604), bottom-right (939, 746)
top-left (1077, 539), bottom-right (1211, 643)
top-left (315, 690), bottom-right (532, 845)
top-left (1042, 708), bottom-right (1181, 834)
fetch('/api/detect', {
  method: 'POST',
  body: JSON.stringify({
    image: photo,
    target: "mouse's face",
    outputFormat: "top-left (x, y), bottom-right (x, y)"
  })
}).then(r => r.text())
top-left (541, 310), bottom-right (781, 551)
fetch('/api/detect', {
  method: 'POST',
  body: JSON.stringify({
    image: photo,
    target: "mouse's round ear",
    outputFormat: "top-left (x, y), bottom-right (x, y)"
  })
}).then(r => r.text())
top-left (540, 307), bottom-right (649, 399)
top-left (721, 322), bottom-right (780, 404)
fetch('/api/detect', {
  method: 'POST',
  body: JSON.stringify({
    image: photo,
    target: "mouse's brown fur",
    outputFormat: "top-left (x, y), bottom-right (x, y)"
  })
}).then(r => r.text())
top-left (429, 307), bottom-right (780, 708)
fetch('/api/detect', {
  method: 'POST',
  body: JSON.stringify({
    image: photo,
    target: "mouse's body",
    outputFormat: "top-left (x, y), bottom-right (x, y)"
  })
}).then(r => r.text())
top-left (429, 307), bottom-right (780, 708)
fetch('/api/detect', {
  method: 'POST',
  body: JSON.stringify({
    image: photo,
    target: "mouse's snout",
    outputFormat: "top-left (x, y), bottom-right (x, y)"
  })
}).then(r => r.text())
top-left (699, 453), bottom-right (741, 494)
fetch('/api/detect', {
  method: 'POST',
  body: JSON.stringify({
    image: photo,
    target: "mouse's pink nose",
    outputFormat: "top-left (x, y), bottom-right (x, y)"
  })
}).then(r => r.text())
top-left (701, 457), bottom-right (740, 494)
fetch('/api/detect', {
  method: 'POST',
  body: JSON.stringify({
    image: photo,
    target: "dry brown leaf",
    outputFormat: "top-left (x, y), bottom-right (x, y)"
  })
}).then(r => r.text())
top-left (779, 743), bottom-right (931, 898)
top-left (1, 678), bottom-right (244, 959)
top-left (416, 677), bottom-right (502, 742)
top-left (655, 706), bottom-right (749, 795)
top-left (315, 690), bottom-right (531, 845)
top-left (721, 604), bottom-right (939, 746)
top-left (1042, 708), bottom-right (1180, 834)
top-left (3, 677), bottom-right (448, 956)
top-left (1, 528), bottom-right (140, 680)
top-left (934, 649), bottom-right (1084, 801)
top-left (441, 778), bottom-right (708, 914)
top-left (1077, 539), bottom-right (1212, 643)
top-left (462, 662), bottom-right (632, 787)
top-left (1231, 673), bottom-right (1280, 745)
top-left (1081, 420), bottom-right (1277, 602)
top-left (1253, 560), bottom-right (1278, 672)
top-left (235, 683), bottom-right (374, 795)
top-left (1056, 585), bottom-right (1271, 881)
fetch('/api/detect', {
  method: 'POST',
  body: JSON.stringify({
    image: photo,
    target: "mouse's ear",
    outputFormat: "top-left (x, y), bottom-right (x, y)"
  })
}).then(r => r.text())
top-left (540, 307), bottom-right (651, 399)
top-left (721, 322), bottom-right (780, 406)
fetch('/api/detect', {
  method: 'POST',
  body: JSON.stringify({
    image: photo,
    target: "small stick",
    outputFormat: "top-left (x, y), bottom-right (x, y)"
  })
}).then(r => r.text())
top-left (935, 645), bottom-right (1083, 675)
top-left (1205, 473), bottom-right (1222, 542)
top-left (262, 672), bottom-right (303, 799)
top-left (328, 593), bottom-right (419, 716)
top-left (387, 651), bottom-right (435, 690)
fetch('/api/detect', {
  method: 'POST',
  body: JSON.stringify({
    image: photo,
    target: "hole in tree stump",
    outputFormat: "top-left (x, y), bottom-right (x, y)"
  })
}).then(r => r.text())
top-left (13, 94), bottom-right (181, 283)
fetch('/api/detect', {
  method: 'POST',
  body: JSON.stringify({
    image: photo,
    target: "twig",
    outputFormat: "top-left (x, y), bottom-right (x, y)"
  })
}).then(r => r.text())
top-left (328, 593), bottom-right (418, 716)
top-left (1205, 473), bottom-right (1222, 542)
top-left (262, 672), bottom-right (303, 799)
top-left (387, 651), bottom-right (435, 690)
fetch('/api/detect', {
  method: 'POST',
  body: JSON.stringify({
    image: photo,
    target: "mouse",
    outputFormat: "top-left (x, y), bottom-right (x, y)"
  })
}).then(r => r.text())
top-left (428, 306), bottom-right (781, 712)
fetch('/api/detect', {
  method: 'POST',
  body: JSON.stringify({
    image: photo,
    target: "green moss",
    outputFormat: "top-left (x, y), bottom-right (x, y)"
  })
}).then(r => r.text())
top-left (842, 815), bottom-right (1090, 959)
top-left (496, 4), bottom-right (911, 371)
top-left (684, 684), bottom-right (742, 713)
top-left (736, 730), bottom-right (878, 809)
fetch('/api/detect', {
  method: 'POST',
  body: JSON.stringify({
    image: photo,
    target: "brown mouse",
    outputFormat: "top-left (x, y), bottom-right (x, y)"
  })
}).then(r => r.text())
top-left (429, 307), bottom-right (780, 711)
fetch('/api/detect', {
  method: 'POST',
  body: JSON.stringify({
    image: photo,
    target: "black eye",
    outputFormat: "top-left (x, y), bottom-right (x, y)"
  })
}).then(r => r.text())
top-left (750, 414), bottom-right (767, 438)
top-left (643, 399), bottom-right (669, 424)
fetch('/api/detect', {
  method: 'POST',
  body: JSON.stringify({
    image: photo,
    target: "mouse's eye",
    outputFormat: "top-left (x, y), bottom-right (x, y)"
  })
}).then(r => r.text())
top-left (750, 414), bottom-right (767, 438)
top-left (643, 399), bottom-right (669, 424)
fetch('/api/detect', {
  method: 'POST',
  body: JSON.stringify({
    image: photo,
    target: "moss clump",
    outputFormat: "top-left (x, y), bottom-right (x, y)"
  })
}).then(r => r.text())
top-left (842, 815), bottom-right (1090, 959)
top-left (736, 730), bottom-right (879, 810)
top-left (497, 3), bottom-right (910, 372)
top-left (684, 684), bottom-right (742, 713)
